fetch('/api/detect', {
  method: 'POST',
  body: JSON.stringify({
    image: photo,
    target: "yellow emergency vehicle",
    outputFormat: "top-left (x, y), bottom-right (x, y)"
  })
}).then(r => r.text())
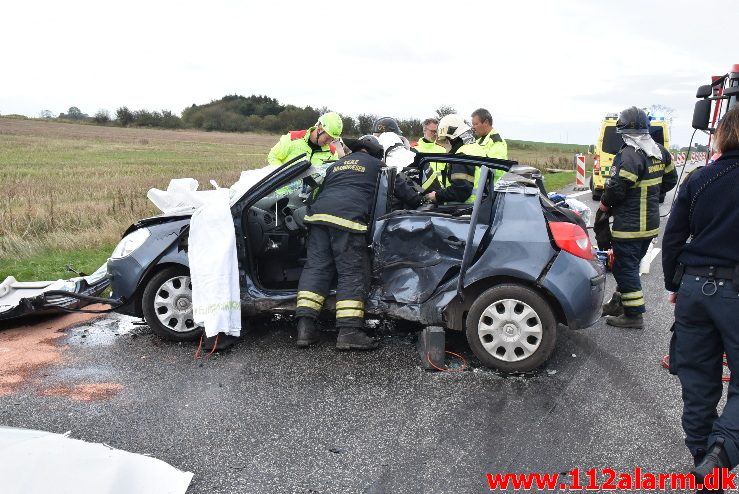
top-left (590, 112), bottom-right (670, 200)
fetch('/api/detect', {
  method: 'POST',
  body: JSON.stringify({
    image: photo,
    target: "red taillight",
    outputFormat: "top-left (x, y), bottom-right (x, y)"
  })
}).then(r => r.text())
top-left (548, 221), bottom-right (594, 260)
top-left (593, 155), bottom-right (601, 174)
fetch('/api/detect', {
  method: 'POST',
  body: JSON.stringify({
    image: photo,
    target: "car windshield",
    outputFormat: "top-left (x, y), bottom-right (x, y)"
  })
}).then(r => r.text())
top-left (601, 126), bottom-right (666, 155)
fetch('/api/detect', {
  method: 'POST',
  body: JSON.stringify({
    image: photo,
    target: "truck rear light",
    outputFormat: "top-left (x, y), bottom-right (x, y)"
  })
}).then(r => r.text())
top-left (548, 221), bottom-right (594, 260)
top-left (593, 155), bottom-right (600, 174)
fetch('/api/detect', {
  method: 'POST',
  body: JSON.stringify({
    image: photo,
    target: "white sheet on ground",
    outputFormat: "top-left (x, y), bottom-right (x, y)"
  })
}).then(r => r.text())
top-left (0, 426), bottom-right (193, 494)
top-left (188, 187), bottom-right (241, 338)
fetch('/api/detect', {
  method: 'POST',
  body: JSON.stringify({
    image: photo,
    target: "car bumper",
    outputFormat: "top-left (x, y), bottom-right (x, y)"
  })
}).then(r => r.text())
top-left (540, 251), bottom-right (606, 330)
top-left (0, 263), bottom-right (111, 321)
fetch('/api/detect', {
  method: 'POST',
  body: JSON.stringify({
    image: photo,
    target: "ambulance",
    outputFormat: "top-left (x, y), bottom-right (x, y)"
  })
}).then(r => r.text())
top-left (590, 112), bottom-right (670, 200)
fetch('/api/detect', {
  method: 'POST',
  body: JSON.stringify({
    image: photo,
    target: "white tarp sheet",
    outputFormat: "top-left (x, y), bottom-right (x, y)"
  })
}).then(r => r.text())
top-left (146, 166), bottom-right (280, 337)
top-left (188, 187), bottom-right (241, 338)
top-left (146, 166), bottom-right (278, 215)
top-left (0, 426), bottom-right (193, 494)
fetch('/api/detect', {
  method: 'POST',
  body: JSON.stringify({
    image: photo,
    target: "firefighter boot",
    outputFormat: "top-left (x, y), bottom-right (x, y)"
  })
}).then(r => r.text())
top-left (336, 327), bottom-right (378, 351)
top-left (201, 332), bottom-right (240, 352)
top-left (605, 313), bottom-right (643, 329)
top-left (296, 317), bottom-right (320, 347)
top-left (601, 291), bottom-right (624, 317)
top-left (692, 438), bottom-right (729, 493)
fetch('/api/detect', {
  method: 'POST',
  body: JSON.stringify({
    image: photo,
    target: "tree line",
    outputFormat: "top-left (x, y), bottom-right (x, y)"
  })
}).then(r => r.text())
top-left (35, 95), bottom-right (459, 139)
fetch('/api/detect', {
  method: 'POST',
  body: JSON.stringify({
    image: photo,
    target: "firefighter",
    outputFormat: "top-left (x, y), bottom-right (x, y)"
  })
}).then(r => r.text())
top-left (373, 117), bottom-right (411, 148)
top-left (411, 118), bottom-right (446, 198)
top-left (376, 131), bottom-right (440, 209)
top-left (470, 108), bottom-right (508, 159)
top-left (662, 107), bottom-right (739, 487)
top-left (412, 118), bottom-right (447, 154)
top-left (460, 108), bottom-right (509, 201)
top-left (295, 135), bottom-right (385, 350)
top-left (267, 112), bottom-right (343, 166)
top-left (424, 114), bottom-right (476, 204)
top-left (599, 106), bottom-right (677, 328)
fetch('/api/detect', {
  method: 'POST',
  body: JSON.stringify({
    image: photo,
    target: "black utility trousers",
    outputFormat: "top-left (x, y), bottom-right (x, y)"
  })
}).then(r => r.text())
top-left (296, 225), bottom-right (370, 328)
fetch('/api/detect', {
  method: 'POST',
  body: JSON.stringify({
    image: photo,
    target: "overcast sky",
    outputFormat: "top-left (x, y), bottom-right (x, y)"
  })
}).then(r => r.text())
top-left (3, 0), bottom-right (736, 147)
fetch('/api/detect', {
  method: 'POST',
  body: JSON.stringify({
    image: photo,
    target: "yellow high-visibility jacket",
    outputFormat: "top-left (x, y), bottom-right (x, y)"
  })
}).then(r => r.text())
top-left (457, 129), bottom-right (508, 203)
top-left (267, 127), bottom-right (337, 166)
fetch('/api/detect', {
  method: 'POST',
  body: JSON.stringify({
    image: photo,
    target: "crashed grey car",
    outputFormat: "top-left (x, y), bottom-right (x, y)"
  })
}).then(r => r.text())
top-left (107, 154), bottom-right (605, 372)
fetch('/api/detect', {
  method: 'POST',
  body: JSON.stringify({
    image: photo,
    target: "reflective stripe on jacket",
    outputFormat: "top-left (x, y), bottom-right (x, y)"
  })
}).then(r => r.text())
top-left (602, 145), bottom-right (677, 240)
top-left (412, 138), bottom-right (447, 193)
top-left (305, 151), bottom-right (384, 233)
top-left (456, 129), bottom-right (508, 203)
top-left (267, 127), bottom-right (338, 166)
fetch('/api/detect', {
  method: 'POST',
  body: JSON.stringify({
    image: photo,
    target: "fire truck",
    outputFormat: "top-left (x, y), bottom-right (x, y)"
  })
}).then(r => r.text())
top-left (692, 64), bottom-right (739, 161)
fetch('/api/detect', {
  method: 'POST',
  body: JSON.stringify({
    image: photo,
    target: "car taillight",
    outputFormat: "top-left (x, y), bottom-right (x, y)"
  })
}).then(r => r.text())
top-left (593, 155), bottom-right (601, 174)
top-left (548, 221), bottom-right (594, 260)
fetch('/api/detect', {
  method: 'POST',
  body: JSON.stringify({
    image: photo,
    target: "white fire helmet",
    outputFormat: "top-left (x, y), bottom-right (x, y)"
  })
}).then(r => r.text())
top-left (437, 114), bottom-right (472, 141)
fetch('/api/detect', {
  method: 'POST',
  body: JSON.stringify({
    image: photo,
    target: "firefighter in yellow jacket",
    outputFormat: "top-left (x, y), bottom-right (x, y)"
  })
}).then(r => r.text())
top-left (470, 108), bottom-right (508, 160)
top-left (411, 117), bottom-right (447, 195)
top-left (267, 112), bottom-right (343, 166)
top-left (462, 108), bottom-right (508, 202)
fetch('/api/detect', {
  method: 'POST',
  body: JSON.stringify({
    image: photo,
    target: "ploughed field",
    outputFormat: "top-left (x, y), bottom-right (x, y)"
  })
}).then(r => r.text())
top-left (0, 118), bottom-right (580, 280)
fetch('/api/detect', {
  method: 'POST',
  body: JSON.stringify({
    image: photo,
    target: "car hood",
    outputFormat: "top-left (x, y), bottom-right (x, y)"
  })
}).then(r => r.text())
top-left (123, 213), bottom-right (192, 236)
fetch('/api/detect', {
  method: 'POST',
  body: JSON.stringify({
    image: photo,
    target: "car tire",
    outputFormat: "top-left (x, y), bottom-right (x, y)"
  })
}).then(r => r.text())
top-left (142, 266), bottom-right (203, 342)
top-left (465, 284), bottom-right (557, 372)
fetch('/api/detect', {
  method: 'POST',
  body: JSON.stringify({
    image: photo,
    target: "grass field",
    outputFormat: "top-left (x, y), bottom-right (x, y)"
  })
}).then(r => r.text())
top-left (0, 118), bottom-right (585, 280)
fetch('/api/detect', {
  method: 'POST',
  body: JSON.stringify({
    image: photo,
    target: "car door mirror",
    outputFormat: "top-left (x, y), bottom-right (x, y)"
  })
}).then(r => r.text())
top-left (692, 99), bottom-right (712, 130)
top-left (696, 84), bottom-right (713, 98)
top-left (587, 144), bottom-right (595, 154)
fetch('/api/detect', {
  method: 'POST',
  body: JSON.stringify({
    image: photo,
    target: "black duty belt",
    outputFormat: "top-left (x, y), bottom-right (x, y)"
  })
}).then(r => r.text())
top-left (684, 265), bottom-right (735, 280)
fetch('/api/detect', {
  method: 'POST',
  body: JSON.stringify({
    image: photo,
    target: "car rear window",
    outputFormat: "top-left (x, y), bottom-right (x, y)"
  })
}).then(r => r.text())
top-left (601, 126), bottom-right (666, 155)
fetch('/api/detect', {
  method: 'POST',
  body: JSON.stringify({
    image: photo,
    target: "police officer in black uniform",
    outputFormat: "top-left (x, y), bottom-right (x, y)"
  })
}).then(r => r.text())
top-left (663, 107), bottom-right (739, 489)
top-left (295, 135), bottom-right (385, 350)
top-left (600, 106), bottom-right (677, 328)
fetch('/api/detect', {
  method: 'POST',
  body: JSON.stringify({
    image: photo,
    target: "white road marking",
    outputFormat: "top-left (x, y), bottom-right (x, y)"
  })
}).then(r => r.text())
top-left (567, 190), bottom-right (591, 198)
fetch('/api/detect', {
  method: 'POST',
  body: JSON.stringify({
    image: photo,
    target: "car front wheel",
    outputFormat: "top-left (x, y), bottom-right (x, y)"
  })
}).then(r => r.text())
top-left (142, 266), bottom-right (203, 342)
top-left (465, 284), bottom-right (557, 372)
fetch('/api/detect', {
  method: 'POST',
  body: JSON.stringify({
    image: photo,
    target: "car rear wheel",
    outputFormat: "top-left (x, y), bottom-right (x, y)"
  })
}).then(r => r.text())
top-left (465, 284), bottom-right (557, 372)
top-left (142, 266), bottom-right (202, 342)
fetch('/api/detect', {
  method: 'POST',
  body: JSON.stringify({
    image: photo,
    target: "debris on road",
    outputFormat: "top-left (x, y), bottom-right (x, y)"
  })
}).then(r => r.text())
top-left (0, 426), bottom-right (193, 494)
top-left (0, 263), bottom-right (111, 321)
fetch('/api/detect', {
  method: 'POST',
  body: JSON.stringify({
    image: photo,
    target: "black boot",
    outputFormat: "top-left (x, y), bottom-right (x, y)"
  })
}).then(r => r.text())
top-left (602, 291), bottom-right (624, 317)
top-left (694, 448), bottom-right (707, 467)
top-left (606, 312), bottom-right (643, 329)
top-left (202, 332), bottom-right (240, 352)
top-left (336, 327), bottom-right (378, 351)
top-left (296, 317), bottom-right (321, 347)
top-left (692, 438), bottom-right (729, 493)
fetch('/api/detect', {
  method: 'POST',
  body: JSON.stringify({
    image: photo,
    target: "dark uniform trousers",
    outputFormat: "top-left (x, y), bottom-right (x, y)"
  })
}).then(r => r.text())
top-left (295, 225), bottom-right (370, 328)
top-left (674, 274), bottom-right (739, 468)
top-left (612, 239), bottom-right (652, 315)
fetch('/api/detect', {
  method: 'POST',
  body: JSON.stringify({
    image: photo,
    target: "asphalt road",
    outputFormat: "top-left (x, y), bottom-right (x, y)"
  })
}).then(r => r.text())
top-left (0, 163), bottom-right (716, 493)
